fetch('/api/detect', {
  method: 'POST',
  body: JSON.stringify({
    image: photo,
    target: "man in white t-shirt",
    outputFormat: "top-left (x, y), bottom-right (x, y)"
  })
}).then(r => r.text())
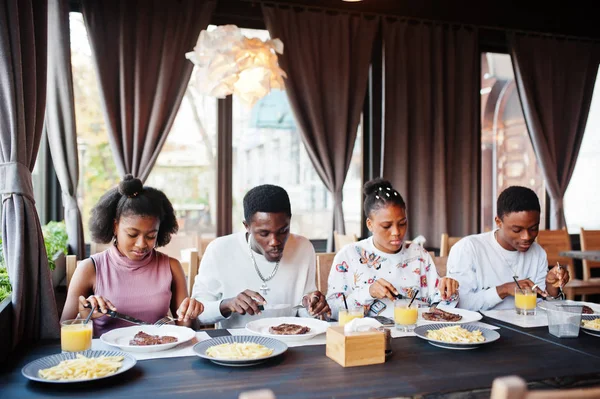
top-left (447, 186), bottom-right (570, 311)
top-left (192, 184), bottom-right (330, 328)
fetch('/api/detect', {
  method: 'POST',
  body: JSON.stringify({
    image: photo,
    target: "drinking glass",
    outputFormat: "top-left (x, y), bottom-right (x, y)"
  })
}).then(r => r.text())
top-left (61, 319), bottom-right (93, 352)
top-left (514, 287), bottom-right (537, 316)
top-left (394, 299), bottom-right (419, 332)
top-left (338, 307), bottom-right (364, 326)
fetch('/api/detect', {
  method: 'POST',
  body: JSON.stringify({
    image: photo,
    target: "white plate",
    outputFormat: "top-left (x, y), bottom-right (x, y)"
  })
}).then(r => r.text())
top-left (414, 323), bottom-right (500, 350)
top-left (194, 335), bottom-right (288, 367)
top-left (538, 300), bottom-right (600, 313)
top-left (581, 315), bottom-right (600, 337)
top-left (22, 350), bottom-right (136, 383)
top-left (418, 305), bottom-right (483, 324)
top-left (245, 317), bottom-right (329, 342)
top-left (100, 325), bottom-right (195, 353)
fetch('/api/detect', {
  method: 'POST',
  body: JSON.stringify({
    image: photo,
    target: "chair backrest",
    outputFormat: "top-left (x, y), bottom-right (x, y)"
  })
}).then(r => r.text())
top-left (432, 256), bottom-right (448, 277)
top-left (491, 375), bottom-right (600, 399)
top-left (315, 252), bottom-right (336, 294)
top-left (440, 233), bottom-right (462, 257)
top-left (157, 233), bottom-right (199, 259)
top-left (536, 228), bottom-right (575, 277)
top-left (333, 231), bottom-right (358, 252)
top-left (90, 242), bottom-right (111, 255)
top-left (179, 249), bottom-right (200, 295)
top-left (66, 254), bottom-right (78, 288)
top-left (580, 228), bottom-right (600, 280)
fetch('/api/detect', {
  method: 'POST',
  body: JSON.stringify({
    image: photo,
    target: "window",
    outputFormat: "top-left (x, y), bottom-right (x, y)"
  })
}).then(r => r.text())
top-left (564, 70), bottom-right (600, 233)
top-left (480, 53), bottom-right (546, 231)
top-left (70, 13), bottom-right (118, 239)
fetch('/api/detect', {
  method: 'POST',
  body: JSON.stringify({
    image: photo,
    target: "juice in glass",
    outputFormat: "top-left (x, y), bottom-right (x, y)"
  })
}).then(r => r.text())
top-left (61, 319), bottom-right (93, 352)
top-left (514, 287), bottom-right (537, 315)
top-left (394, 299), bottom-right (418, 331)
top-left (338, 308), bottom-right (364, 326)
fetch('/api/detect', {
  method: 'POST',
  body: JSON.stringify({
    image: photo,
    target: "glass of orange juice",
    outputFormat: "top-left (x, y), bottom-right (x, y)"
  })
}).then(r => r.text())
top-left (514, 287), bottom-right (537, 316)
top-left (394, 299), bottom-right (419, 332)
top-left (338, 307), bottom-right (364, 326)
top-left (61, 319), bottom-right (93, 352)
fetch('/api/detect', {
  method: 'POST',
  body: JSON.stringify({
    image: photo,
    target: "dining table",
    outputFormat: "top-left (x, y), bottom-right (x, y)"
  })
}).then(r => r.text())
top-left (559, 250), bottom-right (600, 262)
top-left (2, 317), bottom-right (600, 399)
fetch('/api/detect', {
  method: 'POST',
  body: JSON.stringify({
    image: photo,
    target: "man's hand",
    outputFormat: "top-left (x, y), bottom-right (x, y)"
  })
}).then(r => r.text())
top-left (220, 290), bottom-right (266, 317)
top-left (438, 277), bottom-right (459, 300)
top-left (496, 279), bottom-right (536, 299)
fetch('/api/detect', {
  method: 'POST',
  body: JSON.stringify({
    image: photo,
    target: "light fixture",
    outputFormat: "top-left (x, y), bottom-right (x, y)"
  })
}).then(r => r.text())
top-left (185, 25), bottom-right (287, 108)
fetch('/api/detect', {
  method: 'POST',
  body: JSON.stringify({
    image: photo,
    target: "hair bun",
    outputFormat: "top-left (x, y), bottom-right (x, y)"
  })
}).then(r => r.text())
top-left (363, 178), bottom-right (393, 196)
top-left (118, 174), bottom-right (144, 198)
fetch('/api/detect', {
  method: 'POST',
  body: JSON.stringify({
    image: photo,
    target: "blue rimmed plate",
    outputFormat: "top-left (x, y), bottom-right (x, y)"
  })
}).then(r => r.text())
top-left (21, 349), bottom-right (136, 383)
top-left (414, 323), bottom-right (500, 350)
top-left (193, 335), bottom-right (287, 367)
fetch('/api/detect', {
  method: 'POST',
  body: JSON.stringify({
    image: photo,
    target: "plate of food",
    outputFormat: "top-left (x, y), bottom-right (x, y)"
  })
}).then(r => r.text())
top-left (418, 305), bottom-right (482, 324)
top-left (100, 325), bottom-right (195, 353)
top-left (22, 350), bottom-right (136, 383)
top-left (245, 317), bottom-right (329, 342)
top-left (193, 335), bottom-right (288, 367)
top-left (538, 300), bottom-right (599, 314)
top-left (581, 315), bottom-right (600, 337)
top-left (414, 323), bottom-right (500, 350)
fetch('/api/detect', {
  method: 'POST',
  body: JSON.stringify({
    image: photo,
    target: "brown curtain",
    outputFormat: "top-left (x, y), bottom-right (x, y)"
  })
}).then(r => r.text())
top-left (382, 21), bottom-right (479, 248)
top-left (0, 0), bottom-right (60, 345)
top-left (81, 0), bottom-right (216, 182)
top-left (509, 33), bottom-right (600, 229)
top-left (46, 0), bottom-right (85, 259)
top-left (263, 5), bottom-right (378, 250)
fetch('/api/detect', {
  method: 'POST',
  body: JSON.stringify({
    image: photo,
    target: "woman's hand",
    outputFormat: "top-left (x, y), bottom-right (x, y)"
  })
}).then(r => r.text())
top-left (438, 277), bottom-right (459, 300)
top-left (302, 291), bottom-right (331, 317)
top-left (368, 278), bottom-right (399, 301)
top-left (78, 295), bottom-right (116, 320)
top-left (176, 298), bottom-right (204, 323)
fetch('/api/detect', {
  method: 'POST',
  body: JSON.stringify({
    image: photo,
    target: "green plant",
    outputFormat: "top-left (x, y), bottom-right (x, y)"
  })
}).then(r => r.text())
top-left (41, 221), bottom-right (68, 271)
top-left (0, 267), bottom-right (10, 302)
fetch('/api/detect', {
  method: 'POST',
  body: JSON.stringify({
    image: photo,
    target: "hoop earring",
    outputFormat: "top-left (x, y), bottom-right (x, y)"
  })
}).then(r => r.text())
top-left (113, 236), bottom-right (118, 246)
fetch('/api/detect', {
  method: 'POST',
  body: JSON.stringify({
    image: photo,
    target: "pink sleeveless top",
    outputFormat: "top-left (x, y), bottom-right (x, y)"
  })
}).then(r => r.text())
top-left (91, 245), bottom-right (172, 337)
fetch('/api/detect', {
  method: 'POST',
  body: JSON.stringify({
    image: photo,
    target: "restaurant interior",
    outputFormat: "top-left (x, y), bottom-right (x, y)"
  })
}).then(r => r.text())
top-left (1, 0), bottom-right (600, 397)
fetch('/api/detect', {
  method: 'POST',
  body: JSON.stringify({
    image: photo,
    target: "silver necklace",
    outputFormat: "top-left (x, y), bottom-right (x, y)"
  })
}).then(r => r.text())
top-left (247, 235), bottom-right (280, 295)
top-left (494, 230), bottom-right (521, 279)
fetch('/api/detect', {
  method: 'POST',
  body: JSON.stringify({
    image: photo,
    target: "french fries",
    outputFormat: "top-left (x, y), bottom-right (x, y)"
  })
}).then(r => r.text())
top-left (206, 342), bottom-right (273, 360)
top-left (39, 354), bottom-right (124, 381)
top-left (426, 325), bottom-right (485, 343)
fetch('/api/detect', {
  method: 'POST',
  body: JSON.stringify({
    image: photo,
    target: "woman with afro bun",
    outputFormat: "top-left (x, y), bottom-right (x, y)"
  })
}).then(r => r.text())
top-left (61, 175), bottom-right (204, 336)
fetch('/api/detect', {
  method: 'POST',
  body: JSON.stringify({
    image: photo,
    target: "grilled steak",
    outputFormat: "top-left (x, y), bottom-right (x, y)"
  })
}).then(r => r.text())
top-left (422, 307), bottom-right (462, 322)
top-left (268, 323), bottom-right (311, 335)
top-left (582, 305), bottom-right (594, 314)
top-left (129, 331), bottom-right (178, 346)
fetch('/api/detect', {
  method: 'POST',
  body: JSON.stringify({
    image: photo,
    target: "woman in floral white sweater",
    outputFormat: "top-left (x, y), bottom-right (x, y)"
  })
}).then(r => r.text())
top-left (326, 178), bottom-right (459, 319)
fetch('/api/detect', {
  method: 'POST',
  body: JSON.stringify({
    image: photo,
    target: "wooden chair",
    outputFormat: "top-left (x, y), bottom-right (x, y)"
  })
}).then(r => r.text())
top-left (90, 242), bottom-right (111, 255)
top-left (157, 233), bottom-right (199, 259)
top-left (440, 233), bottom-right (462, 257)
top-left (66, 254), bottom-right (78, 288)
top-left (580, 228), bottom-right (600, 281)
top-left (536, 228), bottom-right (575, 276)
top-left (432, 256), bottom-right (447, 277)
top-left (491, 375), bottom-right (600, 399)
top-left (316, 252), bottom-right (336, 294)
top-left (333, 231), bottom-right (358, 252)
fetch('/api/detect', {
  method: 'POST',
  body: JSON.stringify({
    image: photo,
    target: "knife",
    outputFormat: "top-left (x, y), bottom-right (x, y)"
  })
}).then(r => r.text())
top-left (84, 303), bottom-right (149, 325)
top-left (258, 304), bottom-right (305, 311)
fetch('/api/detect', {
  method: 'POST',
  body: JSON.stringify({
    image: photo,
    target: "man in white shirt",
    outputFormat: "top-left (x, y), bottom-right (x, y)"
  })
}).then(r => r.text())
top-left (192, 184), bottom-right (330, 328)
top-left (447, 186), bottom-right (569, 311)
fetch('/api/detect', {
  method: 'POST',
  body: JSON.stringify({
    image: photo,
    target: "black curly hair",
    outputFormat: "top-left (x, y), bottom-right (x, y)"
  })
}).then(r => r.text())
top-left (497, 186), bottom-right (540, 220)
top-left (89, 174), bottom-right (178, 247)
top-left (243, 184), bottom-right (292, 223)
top-left (363, 177), bottom-right (406, 218)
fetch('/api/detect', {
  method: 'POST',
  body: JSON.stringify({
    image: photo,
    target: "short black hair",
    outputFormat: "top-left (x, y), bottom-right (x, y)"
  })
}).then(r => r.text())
top-left (363, 177), bottom-right (406, 218)
top-left (243, 184), bottom-right (292, 223)
top-left (497, 186), bottom-right (540, 219)
top-left (89, 174), bottom-right (178, 247)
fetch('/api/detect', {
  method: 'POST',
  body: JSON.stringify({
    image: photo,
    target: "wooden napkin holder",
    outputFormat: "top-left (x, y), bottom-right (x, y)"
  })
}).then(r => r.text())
top-left (325, 326), bottom-right (385, 367)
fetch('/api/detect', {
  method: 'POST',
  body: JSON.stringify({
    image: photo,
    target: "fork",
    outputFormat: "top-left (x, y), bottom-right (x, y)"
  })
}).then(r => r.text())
top-left (154, 315), bottom-right (177, 327)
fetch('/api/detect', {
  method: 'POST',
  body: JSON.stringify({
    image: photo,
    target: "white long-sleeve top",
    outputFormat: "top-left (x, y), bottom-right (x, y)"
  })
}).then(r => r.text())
top-left (192, 232), bottom-right (317, 328)
top-left (326, 237), bottom-right (456, 319)
top-left (446, 230), bottom-right (548, 311)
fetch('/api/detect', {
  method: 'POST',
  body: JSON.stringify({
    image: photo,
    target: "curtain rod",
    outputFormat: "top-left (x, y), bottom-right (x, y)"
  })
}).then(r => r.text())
top-left (243, 0), bottom-right (600, 43)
